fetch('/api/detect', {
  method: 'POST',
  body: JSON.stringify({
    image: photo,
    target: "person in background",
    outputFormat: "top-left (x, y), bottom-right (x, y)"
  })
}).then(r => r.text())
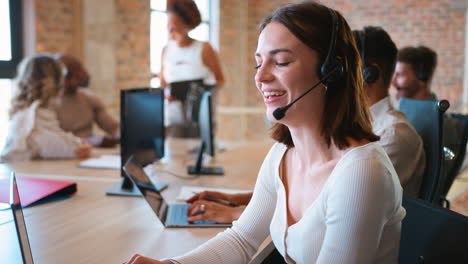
top-left (125, 2), bottom-right (405, 263)
top-left (391, 45), bottom-right (437, 100)
top-left (392, 45), bottom-right (465, 204)
top-left (54, 53), bottom-right (120, 147)
top-left (160, 0), bottom-right (224, 136)
top-left (353, 26), bottom-right (425, 197)
top-left (0, 54), bottom-right (91, 161)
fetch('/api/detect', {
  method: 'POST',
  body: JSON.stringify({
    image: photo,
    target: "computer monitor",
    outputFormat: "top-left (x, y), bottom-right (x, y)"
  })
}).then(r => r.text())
top-left (106, 88), bottom-right (166, 196)
top-left (187, 91), bottom-right (224, 175)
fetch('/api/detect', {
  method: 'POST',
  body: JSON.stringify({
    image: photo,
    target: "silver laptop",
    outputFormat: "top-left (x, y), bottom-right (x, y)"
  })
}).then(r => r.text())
top-left (10, 172), bottom-right (34, 264)
top-left (123, 155), bottom-right (231, 228)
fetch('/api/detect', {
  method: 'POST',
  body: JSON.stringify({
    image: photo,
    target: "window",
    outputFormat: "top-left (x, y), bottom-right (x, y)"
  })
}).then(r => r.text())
top-left (0, 0), bottom-right (22, 150)
top-left (0, 0), bottom-right (23, 78)
top-left (150, 0), bottom-right (213, 86)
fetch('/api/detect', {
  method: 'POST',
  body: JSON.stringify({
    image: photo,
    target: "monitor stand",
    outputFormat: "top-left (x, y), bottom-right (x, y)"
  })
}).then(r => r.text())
top-left (187, 141), bottom-right (224, 175)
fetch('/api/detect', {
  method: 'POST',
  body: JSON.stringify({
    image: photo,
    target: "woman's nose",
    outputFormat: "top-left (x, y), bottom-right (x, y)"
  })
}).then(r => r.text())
top-left (255, 64), bottom-right (274, 84)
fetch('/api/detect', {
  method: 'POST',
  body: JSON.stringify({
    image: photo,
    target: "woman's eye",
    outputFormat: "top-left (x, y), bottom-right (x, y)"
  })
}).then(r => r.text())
top-left (255, 64), bottom-right (261, 70)
top-left (276, 62), bottom-right (290, 67)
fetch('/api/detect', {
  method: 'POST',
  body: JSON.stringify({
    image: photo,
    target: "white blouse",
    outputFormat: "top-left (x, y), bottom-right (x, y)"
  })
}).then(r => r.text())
top-left (0, 101), bottom-right (81, 161)
top-left (172, 142), bottom-right (406, 264)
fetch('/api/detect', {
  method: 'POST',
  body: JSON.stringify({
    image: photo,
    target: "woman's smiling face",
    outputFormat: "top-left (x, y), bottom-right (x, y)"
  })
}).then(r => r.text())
top-left (255, 22), bottom-right (321, 122)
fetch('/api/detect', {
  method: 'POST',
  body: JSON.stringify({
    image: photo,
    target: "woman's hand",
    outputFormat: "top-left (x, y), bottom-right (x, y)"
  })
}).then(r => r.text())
top-left (186, 191), bottom-right (252, 206)
top-left (187, 200), bottom-right (244, 224)
top-left (124, 254), bottom-right (172, 264)
top-left (186, 190), bottom-right (234, 204)
top-left (74, 142), bottom-right (92, 158)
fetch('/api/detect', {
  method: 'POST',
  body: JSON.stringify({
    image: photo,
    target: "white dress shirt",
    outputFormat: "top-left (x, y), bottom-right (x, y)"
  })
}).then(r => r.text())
top-left (370, 96), bottom-right (426, 197)
top-left (171, 142), bottom-right (405, 264)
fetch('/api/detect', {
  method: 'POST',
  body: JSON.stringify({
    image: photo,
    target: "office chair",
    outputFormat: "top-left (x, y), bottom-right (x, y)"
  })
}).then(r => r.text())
top-left (398, 98), bottom-right (450, 204)
top-left (440, 113), bottom-right (468, 207)
top-left (398, 195), bottom-right (468, 264)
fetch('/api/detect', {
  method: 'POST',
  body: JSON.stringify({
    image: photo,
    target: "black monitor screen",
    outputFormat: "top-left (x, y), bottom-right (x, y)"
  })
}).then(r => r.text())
top-left (121, 88), bottom-right (165, 177)
top-left (187, 91), bottom-right (223, 175)
top-left (199, 91), bottom-right (214, 157)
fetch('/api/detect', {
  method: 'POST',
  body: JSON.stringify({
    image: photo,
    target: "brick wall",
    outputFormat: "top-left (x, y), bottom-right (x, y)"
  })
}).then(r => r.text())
top-left (115, 0), bottom-right (152, 91)
top-left (35, 0), bottom-right (152, 124)
top-left (217, 0), bottom-right (466, 140)
top-left (34, 0), bottom-right (466, 140)
top-left (35, 0), bottom-right (76, 54)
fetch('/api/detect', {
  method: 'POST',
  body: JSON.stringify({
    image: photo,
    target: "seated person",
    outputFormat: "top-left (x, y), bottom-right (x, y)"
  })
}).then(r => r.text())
top-left (0, 54), bottom-right (91, 161)
top-left (186, 191), bottom-right (252, 223)
top-left (54, 53), bottom-right (119, 147)
top-left (187, 26), bottom-right (426, 224)
top-left (125, 2), bottom-right (405, 263)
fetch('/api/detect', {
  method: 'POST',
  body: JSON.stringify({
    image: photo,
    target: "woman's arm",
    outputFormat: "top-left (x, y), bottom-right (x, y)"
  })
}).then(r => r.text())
top-left (201, 42), bottom-right (225, 88)
top-left (167, 144), bottom-right (282, 264)
top-left (160, 46), bottom-right (168, 87)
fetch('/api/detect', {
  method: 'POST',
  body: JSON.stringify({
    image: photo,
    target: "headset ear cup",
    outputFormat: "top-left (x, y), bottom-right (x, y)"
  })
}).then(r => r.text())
top-left (362, 65), bottom-right (379, 84)
top-left (320, 58), bottom-right (344, 86)
top-left (417, 70), bottom-right (428, 82)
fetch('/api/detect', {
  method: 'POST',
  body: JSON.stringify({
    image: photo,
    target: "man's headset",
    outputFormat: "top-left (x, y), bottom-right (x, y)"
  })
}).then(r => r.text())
top-left (417, 61), bottom-right (430, 82)
top-left (356, 29), bottom-right (379, 84)
top-left (65, 71), bottom-right (72, 80)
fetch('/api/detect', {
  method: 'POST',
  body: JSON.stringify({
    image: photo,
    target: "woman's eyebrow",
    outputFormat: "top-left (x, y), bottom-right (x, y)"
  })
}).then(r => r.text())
top-left (255, 48), bottom-right (293, 57)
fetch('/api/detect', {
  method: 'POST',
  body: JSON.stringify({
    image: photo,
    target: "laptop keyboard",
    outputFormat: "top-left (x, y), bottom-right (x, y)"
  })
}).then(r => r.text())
top-left (166, 204), bottom-right (217, 225)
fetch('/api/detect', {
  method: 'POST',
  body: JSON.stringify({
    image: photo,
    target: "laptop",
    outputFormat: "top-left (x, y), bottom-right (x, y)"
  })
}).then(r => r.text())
top-left (10, 172), bottom-right (34, 264)
top-left (123, 155), bottom-right (231, 228)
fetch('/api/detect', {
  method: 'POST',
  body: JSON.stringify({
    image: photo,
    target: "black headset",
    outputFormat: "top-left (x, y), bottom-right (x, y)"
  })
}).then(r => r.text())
top-left (319, 8), bottom-right (344, 86)
top-left (65, 71), bottom-right (72, 79)
top-left (417, 61), bottom-right (430, 82)
top-left (357, 29), bottom-right (379, 84)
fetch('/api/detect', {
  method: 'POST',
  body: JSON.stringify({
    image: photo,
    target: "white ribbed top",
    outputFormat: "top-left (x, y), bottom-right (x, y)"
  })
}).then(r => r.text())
top-left (163, 40), bottom-right (214, 84)
top-left (172, 142), bottom-right (405, 264)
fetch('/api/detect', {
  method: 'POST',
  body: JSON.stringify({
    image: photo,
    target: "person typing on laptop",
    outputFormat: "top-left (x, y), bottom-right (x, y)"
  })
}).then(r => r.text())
top-left (124, 2), bottom-right (404, 263)
top-left (186, 191), bottom-right (251, 223)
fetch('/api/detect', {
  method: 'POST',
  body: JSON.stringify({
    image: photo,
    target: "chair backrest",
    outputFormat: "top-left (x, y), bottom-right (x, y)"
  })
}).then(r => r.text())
top-left (441, 113), bottom-right (468, 198)
top-left (399, 195), bottom-right (468, 264)
top-left (398, 98), bottom-right (449, 203)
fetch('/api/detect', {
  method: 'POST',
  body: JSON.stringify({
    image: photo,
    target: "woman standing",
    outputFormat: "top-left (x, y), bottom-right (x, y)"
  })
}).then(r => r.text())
top-left (161, 0), bottom-right (224, 136)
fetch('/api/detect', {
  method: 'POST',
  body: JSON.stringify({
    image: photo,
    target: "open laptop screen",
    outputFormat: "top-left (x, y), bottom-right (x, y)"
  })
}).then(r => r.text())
top-left (10, 173), bottom-right (34, 264)
top-left (123, 157), bottom-right (168, 221)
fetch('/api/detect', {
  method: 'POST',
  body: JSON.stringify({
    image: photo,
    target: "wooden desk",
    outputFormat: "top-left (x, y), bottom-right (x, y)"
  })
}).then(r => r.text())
top-left (3, 139), bottom-right (272, 264)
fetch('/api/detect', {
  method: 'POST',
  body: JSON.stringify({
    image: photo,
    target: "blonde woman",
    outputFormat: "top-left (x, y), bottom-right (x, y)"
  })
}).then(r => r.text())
top-left (0, 54), bottom-right (91, 161)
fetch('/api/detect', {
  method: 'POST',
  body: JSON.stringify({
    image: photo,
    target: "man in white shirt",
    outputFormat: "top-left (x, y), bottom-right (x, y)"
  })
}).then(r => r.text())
top-left (353, 26), bottom-right (426, 197)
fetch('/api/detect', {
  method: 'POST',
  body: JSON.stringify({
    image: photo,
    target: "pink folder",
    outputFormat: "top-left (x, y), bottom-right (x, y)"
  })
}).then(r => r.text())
top-left (0, 176), bottom-right (77, 207)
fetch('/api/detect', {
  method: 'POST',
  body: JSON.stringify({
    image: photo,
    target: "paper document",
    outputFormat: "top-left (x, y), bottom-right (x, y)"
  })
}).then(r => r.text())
top-left (176, 186), bottom-right (252, 201)
top-left (78, 155), bottom-right (121, 169)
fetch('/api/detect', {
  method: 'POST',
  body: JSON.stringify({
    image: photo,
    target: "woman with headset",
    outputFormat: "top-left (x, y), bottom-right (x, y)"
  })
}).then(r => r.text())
top-left (125, 2), bottom-right (404, 263)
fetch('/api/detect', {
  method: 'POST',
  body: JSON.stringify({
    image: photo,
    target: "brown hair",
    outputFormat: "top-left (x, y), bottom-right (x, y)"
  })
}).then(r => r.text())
top-left (168, 0), bottom-right (202, 30)
top-left (260, 2), bottom-right (379, 149)
top-left (397, 45), bottom-right (437, 82)
top-left (10, 54), bottom-right (63, 117)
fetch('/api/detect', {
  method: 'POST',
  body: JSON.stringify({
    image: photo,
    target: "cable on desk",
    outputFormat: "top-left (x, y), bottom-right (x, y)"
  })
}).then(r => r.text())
top-left (154, 168), bottom-right (200, 180)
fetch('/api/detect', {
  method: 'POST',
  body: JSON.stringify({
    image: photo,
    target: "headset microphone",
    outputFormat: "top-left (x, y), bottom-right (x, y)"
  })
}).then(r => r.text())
top-left (272, 66), bottom-right (341, 120)
top-left (273, 8), bottom-right (343, 121)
